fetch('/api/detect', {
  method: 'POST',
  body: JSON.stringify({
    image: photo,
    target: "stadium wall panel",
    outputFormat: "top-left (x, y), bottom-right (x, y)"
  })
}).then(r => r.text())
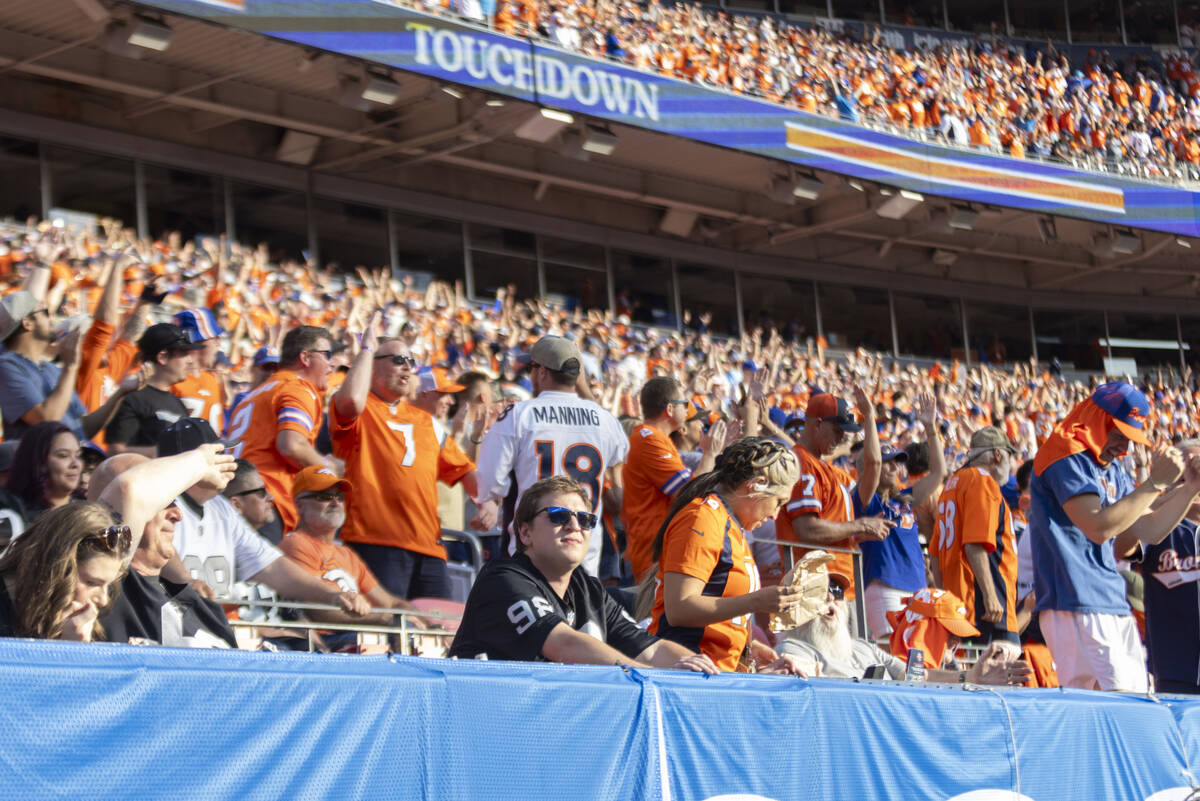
top-left (4, 639), bottom-right (1200, 800)
top-left (134, 0), bottom-right (1200, 238)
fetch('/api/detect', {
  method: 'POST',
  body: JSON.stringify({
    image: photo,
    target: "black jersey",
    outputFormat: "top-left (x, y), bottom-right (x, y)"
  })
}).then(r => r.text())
top-left (105, 386), bottom-right (189, 448)
top-left (449, 553), bottom-right (656, 662)
top-left (100, 569), bottom-right (237, 649)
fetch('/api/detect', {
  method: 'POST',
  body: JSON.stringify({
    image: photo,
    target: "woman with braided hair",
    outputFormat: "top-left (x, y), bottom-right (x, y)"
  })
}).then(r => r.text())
top-left (647, 437), bottom-right (810, 673)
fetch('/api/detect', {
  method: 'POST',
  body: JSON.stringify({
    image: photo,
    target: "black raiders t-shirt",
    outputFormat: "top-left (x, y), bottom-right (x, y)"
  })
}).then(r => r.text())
top-left (100, 569), bottom-right (237, 648)
top-left (448, 552), bottom-right (656, 662)
top-left (105, 386), bottom-right (188, 448)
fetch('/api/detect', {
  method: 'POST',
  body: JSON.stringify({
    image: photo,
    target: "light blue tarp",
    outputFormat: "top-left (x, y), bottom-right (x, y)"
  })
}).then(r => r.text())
top-left (2, 639), bottom-right (1199, 801)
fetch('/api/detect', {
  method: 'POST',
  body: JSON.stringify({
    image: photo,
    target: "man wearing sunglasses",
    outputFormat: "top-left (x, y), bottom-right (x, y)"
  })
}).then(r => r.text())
top-left (778, 388), bottom-right (891, 604)
top-left (226, 325), bottom-right (335, 534)
top-left (778, 575), bottom-right (1031, 685)
top-left (450, 476), bottom-right (715, 672)
top-left (332, 317), bottom-right (494, 601)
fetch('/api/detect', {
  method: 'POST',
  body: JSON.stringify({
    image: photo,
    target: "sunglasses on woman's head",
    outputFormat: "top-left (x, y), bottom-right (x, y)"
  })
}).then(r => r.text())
top-left (536, 507), bottom-right (598, 529)
top-left (91, 525), bottom-right (132, 553)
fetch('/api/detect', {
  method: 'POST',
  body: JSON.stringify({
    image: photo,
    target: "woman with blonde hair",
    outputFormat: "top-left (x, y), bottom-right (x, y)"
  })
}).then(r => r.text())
top-left (647, 436), bottom-right (809, 673)
top-left (0, 503), bottom-right (131, 641)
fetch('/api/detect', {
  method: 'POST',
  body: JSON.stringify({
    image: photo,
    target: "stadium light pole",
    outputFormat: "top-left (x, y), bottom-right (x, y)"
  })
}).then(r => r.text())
top-left (1178, 315), bottom-right (1186, 372)
top-left (959, 298), bottom-right (971, 368)
top-left (38, 142), bottom-right (51, 220)
top-left (134, 159), bottom-right (148, 240)
top-left (604, 248), bottom-right (616, 317)
top-left (1029, 304), bottom-right (1039, 364)
top-left (813, 280), bottom-right (824, 341)
top-left (462, 222), bottom-right (475, 301)
top-left (734, 269), bottom-right (745, 339)
top-left (386, 208), bottom-right (399, 277)
top-left (887, 289), bottom-right (899, 358)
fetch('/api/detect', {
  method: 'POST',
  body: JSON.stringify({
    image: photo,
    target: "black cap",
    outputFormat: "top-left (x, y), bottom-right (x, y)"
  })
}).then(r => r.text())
top-left (138, 323), bottom-right (204, 361)
top-left (158, 417), bottom-right (224, 457)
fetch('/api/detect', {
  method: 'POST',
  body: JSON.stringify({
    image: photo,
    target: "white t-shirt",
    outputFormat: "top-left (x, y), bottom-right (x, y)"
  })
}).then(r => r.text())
top-left (476, 390), bottom-right (628, 576)
top-left (173, 494), bottom-right (282, 599)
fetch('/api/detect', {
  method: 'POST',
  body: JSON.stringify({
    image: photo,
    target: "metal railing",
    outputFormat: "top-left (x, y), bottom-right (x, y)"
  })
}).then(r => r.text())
top-left (215, 598), bottom-right (462, 656)
top-left (440, 527), bottom-right (484, 580)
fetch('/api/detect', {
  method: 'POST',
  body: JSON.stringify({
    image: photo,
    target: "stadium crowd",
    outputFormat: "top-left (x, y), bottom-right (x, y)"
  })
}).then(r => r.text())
top-left (0, 212), bottom-right (1196, 693)
top-left (434, 0), bottom-right (1200, 182)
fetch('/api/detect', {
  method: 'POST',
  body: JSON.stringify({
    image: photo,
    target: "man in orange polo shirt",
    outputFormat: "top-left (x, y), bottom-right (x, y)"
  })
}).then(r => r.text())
top-left (226, 325), bottom-right (334, 534)
top-left (330, 318), bottom-right (496, 600)
top-left (777, 388), bottom-right (890, 601)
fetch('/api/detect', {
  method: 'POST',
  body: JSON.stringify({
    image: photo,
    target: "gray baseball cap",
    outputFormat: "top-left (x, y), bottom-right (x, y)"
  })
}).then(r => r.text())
top-left (529, 335), bottom-right (581, 376)
top-left (0, 291), bottom-right (38, 342)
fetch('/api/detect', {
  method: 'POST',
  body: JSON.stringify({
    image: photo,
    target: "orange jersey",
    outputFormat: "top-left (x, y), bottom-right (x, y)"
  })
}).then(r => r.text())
top-left (651, 493), bottom-right (759, 671)
top-left (932, 466), bottom-right (1018, 633)
top-left (622, 424), bottom-right (692, 581)
top-left (172, 370), bottom-right (224, 433)
top-left (330, 395), bottom-right (474, 559)
top-left (279, 529), bottom-right (378, 595)
top-left (226, 369), bottom-right (323, 532)
top-left (777, 443), bottom-right (859, 599)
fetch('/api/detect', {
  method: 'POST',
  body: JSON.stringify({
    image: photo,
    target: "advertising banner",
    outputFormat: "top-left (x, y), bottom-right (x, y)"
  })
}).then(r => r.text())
top-left (135, 0), bottom-right (1200, 236)
top-left (3, 639), bottom-right (1200, 800)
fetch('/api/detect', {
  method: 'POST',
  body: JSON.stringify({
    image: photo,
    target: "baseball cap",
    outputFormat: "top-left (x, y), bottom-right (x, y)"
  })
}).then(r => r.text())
top-left (903, 589), bottom-right (980, 639)
top-left (174, 308), bottom-right (224, 343)
top-left (879, 443), bottom-right (908, 463)
top-left (253, 346), bottom-right (280, 367)
top-left (969, 426), bottom-right (1016, 454)
top-left (783, 412), bottom-right (806, 431)
top-left (529, 335), bottom-right (582, 377)
top-left (138, 323), bottom-right (204, 361)
top-left (1090, 381), bottom-right (1151, 446)
top-left (418, 367), bottom-right (466, 394)
top-left (157, 417), bottom-right (225, 457)
top-left (292, 465), bottom-right (351, 497)
top-left (0, 291), bottom-right (38, 341)
top-left (806, 394), bottom-right (862, 433)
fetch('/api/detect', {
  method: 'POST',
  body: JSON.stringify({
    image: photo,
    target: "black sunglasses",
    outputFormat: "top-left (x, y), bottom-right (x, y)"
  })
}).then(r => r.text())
top-left (828, 582), bottom-right (845, 602)
top-left (231, 487), bottom-right (269, 499)
top-left (374, 353), bottom-right (416, 367)
top-left (536, 506), bottom-right (598, 529)
top-left (306, 348), bottom-right (333, 359)
top-left (301, 491), bottom-right (345, 503)
top-left (90, 525), bottom-right (132, 553)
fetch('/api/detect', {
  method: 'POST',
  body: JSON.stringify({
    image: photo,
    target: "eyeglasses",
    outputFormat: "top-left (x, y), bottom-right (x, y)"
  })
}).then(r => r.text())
top-left (301, 491), bottom-right (344, 504)
top-left (231, 487), bottom-right (269, 499)
top-left (306, 349), bottom-right (333, 360)
top-left (828, 582), bottom-right (845, 602)
top-left (535, 506), bottom-right (598, 529)
top-left (90, 525), bottom-right (132, 553)
top-left (374, 353), bottom-right (416, 368)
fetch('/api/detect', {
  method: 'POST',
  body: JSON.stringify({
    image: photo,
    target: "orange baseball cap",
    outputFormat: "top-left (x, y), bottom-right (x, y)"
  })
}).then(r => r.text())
top-left (902, 588), bottom-right (980, 638)
top-left (292, 466), bottom-right (351, 498)
top-left (418, 367), bottom-right (466, 394)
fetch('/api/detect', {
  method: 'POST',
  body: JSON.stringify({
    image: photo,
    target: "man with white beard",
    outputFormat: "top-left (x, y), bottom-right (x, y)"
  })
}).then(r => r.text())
top-left (777, 574), bottom-right (1031, 685)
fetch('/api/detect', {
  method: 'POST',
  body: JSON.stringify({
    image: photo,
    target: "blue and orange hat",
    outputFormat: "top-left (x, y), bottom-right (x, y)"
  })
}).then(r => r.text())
top-left (174, 307), bottom-right (224, 343)
top-left (1091, 381), bottom-right (1151, 446)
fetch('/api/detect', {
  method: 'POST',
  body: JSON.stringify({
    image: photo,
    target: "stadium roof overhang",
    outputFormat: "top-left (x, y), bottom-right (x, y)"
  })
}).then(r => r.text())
top-left (1, 0), bottom-right (1199, 308)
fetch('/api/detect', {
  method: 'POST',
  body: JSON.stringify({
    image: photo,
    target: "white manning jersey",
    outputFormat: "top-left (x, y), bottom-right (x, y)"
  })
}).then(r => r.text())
top-left (475, 390), bottom-right (628, 577)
